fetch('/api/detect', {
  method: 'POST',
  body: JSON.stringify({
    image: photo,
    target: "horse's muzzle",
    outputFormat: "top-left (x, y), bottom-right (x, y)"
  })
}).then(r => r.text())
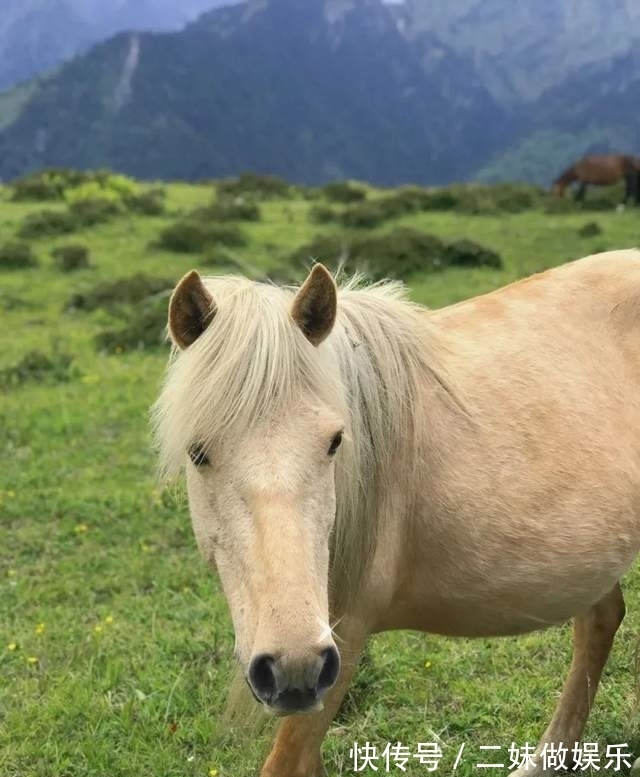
top-left (246, 645), bottom-right (340, 714)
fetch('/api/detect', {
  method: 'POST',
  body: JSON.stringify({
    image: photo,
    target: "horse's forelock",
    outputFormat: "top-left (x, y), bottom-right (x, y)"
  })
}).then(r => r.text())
top-left (152, 276), bottom-right (343, 481)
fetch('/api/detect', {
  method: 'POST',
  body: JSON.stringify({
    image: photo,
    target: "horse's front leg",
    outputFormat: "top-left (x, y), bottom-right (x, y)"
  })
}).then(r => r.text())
top-left (260, 620), bottom-right (368, 777)
top-left (509, 583), bottom-right (625, 777)
top-left (623, 173), bottom-right (636, 204)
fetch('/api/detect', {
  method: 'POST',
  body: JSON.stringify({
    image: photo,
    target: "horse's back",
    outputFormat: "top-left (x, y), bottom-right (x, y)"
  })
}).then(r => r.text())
top-left (435, 248), bottom-right (640, 333)
top-left (575, 154), bottom-right (627, 183)
top-left (433, 250), bottom-right (640, 405)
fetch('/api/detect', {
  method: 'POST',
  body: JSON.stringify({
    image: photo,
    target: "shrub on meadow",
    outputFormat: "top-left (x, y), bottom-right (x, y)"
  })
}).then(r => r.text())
top-left (444, 238), bottom-right (503, 268)
top-left (450, 183), bottom-right (542, 215)
top-left (288, 228), bottom-right (502, 281)
top-left (387, 187), bottom-right (438, 213)
top-left (94, 293), bottom-right (170, 353)
top-left (18, 210), bottom-right (77, 238)
top-left (308, 205), bottom-right (340, 224)
top-left (64, 179), bottom-right (133, 206)
top-left (11, 168), bottom-right (128, 202)
top-left (491, 183), bottom-right (544, 212)
top-left (347, 229), bottom-right (448, 280)
top-left (216, 172), bottom-right (291, 200)
top-left (67, 274), bottom-right (173, 311)
top-left (450, 186), bottom-right (500, 215)
top-left (581, 192), bottom-right (624, 211)
top-left (68, 197), bottom-right (122, 226)
top-left (0, 241), bottom-right (38, 270)
top-left (578, 221), bottom-right (603, 238)
top-left (323, 181), bottom-right (367, 203)
top-left (51, 244), bottom-right (91, 271)
top-left (339, 188), bottom-right (451, 229)
top-left (392, 187), bottom-right (457, 212)
top-left (545, 184), bottom-right (625, 214)
top-left (11, 168), bottom-right (89, 201)
top-left (288, 230), bottom-right (446, 281)
top-left (192, 200), bottom-right (261, 222)
top-left (340, 201), bottom-right (388, 229)
top-left (297, 185), bottom-right (322, 201)
top-left (336, 184), bottom-right (544, 229)
top-left (0, 349), bottom-right (76, 389)
top-left (123, 189), bottom-right (166, 216)
top-left (287, 234), bottom-right (347, 269)
top-left (157, 221), bottom-right (247, 253)
top-left (200, 247), bottom-right (249, 273)
top-left (544, 197), bottom-right (578, 214)
top-left (11, 176), bottom-right (63, 202)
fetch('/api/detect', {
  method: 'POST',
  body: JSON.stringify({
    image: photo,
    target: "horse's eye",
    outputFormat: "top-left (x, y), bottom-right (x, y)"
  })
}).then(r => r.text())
top-left (328, 431), bottom-right (343, 456)
top-left (189, 444), bottom-right (209, 467)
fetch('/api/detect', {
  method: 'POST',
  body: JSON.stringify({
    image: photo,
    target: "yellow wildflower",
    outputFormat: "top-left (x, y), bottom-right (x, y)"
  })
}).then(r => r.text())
top-left (209, 769), bottom-right (219, 777)
top-left (7, 642), bottom-right (17, 651)
top-left (424, 660), bottom-right (432, 669)
top-left (93, 624), bottom-right (103, 634)
top-left (34, 623), bottom-right (45, 636)
top-left (26, 656), bottom-right (38, 665)
top-left (104, 615), bottom-right (114, 625)
top-left (75, 523), bottom-right (88, 534)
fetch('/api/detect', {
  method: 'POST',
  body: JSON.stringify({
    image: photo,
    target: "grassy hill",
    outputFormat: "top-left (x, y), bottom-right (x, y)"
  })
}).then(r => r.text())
top-left (1, 171), bottom-right (639, 776)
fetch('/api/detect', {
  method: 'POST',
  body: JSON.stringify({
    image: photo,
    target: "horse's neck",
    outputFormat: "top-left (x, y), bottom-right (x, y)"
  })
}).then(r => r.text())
top-left (330, 295), bottom-right (441, 610)
top-left (557, 166), bottom-right (577, 187)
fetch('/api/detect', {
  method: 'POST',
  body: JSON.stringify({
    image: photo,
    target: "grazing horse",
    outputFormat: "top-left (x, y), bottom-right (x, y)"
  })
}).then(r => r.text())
top-left (552, 153), bottom-right (640, 203)
top-left (154, 251), bottom-right (640, 777)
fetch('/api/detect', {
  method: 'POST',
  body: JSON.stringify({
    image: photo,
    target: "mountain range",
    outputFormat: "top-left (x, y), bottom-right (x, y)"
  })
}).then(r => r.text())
top-left (0, 0), bottom-right (235, 91)
top-left (0, 0), bottom-right (639, 185)
top-left (399, 0), bottom-right (640, 104)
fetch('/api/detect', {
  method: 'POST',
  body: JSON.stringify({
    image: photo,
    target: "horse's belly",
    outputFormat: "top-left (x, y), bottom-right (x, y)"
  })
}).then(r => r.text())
top-left (383, 575), bottom-right (624, 638)
top-left (381, 520), bottom-right (639, 638)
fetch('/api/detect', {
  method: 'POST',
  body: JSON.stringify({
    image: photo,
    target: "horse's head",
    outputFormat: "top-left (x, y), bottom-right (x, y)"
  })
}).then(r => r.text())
top-left (160, 266), bottom-right (344, 715)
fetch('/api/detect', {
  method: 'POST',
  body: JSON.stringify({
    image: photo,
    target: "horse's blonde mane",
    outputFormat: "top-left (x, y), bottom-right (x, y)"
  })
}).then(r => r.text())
top-left (152, 273), bottom-right (458, 613)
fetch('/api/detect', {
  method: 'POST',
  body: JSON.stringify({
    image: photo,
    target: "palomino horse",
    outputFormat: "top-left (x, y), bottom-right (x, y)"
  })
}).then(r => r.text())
top-left (154, 251), bottom-right (640, 777)
top-left (552, 153), bottom-right (640, 203)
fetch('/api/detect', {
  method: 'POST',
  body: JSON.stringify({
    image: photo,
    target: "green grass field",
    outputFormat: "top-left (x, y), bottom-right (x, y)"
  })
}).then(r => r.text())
top-left (1, 176), bottom-right (640, 777)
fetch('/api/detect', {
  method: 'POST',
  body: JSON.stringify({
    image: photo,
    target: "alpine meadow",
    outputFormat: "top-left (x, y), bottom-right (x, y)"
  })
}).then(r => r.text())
top-left (1, 170), bottom-right (639, 777)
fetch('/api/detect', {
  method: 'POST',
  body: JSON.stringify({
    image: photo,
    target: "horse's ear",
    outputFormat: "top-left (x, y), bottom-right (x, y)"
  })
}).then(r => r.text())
top-left (168, 270), bottom-right (216, 349)
top-left (291, 263), bottom-right (337, 346)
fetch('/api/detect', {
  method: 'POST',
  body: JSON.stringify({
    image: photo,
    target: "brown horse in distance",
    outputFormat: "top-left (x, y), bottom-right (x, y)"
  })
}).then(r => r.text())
top-left (552, 153), bottom-right (640, 203)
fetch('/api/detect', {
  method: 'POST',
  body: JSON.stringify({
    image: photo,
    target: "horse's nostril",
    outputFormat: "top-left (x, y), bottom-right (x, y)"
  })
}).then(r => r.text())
top-left (317, 646), bottom-right (340, 695)
top-left (248, 653), bottom-right (278, 703)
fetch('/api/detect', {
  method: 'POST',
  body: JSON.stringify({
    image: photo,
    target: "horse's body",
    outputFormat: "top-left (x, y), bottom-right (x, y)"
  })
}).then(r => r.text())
top-left (552, 153), bottom-right (640, 202)
top-left (155, 250), bottom-right (640, 777)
